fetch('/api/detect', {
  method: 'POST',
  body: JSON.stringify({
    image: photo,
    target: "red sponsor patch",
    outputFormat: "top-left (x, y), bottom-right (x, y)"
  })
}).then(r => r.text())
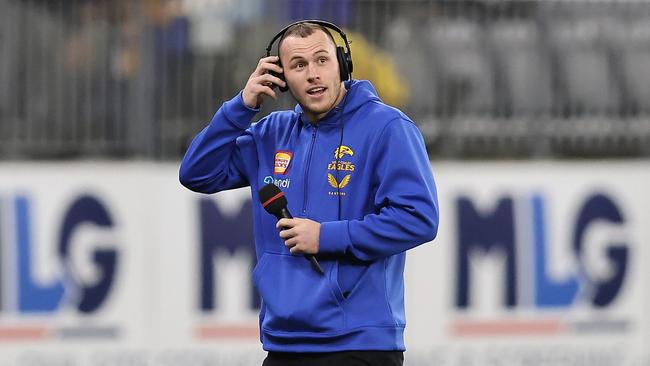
top-left (274, 151), bottom-right (292, 175)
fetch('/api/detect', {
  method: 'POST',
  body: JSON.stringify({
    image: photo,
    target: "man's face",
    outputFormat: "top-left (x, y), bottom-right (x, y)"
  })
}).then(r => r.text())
top-left (279, 30), bottom-right (345, 123)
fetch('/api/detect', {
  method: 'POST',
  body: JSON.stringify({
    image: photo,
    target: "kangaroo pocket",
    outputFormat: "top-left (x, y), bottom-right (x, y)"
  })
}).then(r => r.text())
top-left (253, 253), bottom-right (345, 334)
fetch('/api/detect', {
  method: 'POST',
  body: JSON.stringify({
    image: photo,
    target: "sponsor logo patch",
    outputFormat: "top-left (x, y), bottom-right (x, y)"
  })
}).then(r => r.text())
top-left (274, 151), bottom-right (292, 175)
top-left (263, 175), bottom-right (291, 188)
top-left (328, 173), bottom-right (351, 189)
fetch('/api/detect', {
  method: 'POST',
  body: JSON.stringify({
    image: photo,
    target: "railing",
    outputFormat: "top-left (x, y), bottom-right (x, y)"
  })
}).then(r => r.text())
top-left (1, 0), bottom-right (649, 160)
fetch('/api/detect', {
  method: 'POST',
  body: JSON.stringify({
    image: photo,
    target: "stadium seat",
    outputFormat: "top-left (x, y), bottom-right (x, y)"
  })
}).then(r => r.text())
top-left (384, 18), bottom-right (439, 119)
top-left (488, 20), bottom-right (553, 116)
top-left (618, 19), bottom-right (650, 114)
top-left (548, 18), bottom-right (621, 116)
top-left (426, 19), bottom-right (495, 117)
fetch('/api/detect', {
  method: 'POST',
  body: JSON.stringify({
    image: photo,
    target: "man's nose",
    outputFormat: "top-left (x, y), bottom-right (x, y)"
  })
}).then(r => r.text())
top-left (306, 64), bottom-right (320, 82)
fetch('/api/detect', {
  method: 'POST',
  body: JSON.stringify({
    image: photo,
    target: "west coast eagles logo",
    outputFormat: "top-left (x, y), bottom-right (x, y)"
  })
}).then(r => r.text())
top-left (334, 145), bottom-right (354, 159)
top-left (327, 145), bottom-right (355, 193)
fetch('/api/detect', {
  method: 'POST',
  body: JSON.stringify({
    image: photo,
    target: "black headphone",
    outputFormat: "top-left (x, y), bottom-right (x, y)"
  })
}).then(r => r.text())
top-left (265, 19), bottom-right (354, 92)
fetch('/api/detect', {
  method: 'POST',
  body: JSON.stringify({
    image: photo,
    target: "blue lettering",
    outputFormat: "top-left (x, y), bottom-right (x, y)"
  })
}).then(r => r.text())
top-left (532, 194), bottom-right (579, 307)
top-left (199, 198), bottom-right (258, 312)
top-left (573, 193), bottom-right (628, 307)
top-left (16, 196), bottom-right (65, 312)
top-left (58, 195), bottom-right (117, 313)
top-left (456, 196), bottom-right (517, 308)
top-left (456, 192), bottom-right (629, 312)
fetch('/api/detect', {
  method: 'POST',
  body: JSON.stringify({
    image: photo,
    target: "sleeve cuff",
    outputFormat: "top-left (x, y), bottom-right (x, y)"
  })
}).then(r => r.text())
top-left (219, 91), bottom-right (260, 129)
top-left (319, 220), bottom-right (352, 255)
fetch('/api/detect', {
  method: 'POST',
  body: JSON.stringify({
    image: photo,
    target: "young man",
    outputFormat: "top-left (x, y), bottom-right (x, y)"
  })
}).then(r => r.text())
top-left (179, 21), bottom-right (439, 366)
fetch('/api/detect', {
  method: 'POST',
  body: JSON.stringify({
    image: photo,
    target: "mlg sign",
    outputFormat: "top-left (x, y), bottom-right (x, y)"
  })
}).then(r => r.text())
top-left (0, 194), bottom-right (118, 314)
top-left (198, 198), bottom-right (260, 312)
top-left (455, 192), bottom-right (629, 310)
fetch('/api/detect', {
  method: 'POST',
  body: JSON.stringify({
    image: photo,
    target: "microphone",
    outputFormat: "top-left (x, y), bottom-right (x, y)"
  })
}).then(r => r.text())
top-left (258, 183), bottom-right (324, 275)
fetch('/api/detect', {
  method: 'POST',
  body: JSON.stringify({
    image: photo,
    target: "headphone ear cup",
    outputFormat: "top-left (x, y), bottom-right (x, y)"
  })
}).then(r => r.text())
top-left (345, 52), bottom-right (353, 75)
top-left (270, 62), bottom-right (289, 93)
top-left (277, 71), bottom-right (288, 93)
top-left (336, 46), bottom-right (350, 82)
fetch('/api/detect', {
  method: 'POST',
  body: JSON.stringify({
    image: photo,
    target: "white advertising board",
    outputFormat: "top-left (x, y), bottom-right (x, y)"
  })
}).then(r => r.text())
top-left (0, 161), bottom-right (647, 366)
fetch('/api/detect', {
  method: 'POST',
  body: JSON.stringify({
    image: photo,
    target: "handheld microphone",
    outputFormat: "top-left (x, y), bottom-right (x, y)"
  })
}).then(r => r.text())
top-left (258, 183), bottom-right (324, 275)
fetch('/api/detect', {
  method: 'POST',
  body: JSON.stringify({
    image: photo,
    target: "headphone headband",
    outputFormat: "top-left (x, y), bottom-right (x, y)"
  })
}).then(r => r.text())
top-left (265, 19), bottom-right (353, 64)
top-left (265, 20), bottom-right (353, 92)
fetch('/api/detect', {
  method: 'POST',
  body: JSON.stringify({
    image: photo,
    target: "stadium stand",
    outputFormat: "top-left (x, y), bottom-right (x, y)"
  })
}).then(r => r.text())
top-left (0, 0), bottom-right (649, 159)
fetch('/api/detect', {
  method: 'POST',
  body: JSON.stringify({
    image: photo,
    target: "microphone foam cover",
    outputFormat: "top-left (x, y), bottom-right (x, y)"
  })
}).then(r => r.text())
top-left (258, 183), bottom-right (287, 215)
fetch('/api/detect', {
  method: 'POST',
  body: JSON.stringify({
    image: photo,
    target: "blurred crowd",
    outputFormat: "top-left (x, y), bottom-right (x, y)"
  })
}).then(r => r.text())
top-left (0, 0), bottom-right (649, 159)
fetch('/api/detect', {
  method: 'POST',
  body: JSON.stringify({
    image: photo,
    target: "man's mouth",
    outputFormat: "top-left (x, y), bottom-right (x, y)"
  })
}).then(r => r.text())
top-left (307, 87), bottom-right (326, 96)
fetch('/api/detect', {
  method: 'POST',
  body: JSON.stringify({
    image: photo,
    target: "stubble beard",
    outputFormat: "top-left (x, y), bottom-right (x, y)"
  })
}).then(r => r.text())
top-left (294, 81), bottom-right (343, 123)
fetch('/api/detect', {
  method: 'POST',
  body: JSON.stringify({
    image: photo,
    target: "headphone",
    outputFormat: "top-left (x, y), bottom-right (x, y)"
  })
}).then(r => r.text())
top-left (265, 20), bottom-right (354, 92)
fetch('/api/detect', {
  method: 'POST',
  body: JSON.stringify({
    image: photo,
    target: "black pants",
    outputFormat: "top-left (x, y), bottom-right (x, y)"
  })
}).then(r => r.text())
top-left (262, 351), bottom-right (404, 366)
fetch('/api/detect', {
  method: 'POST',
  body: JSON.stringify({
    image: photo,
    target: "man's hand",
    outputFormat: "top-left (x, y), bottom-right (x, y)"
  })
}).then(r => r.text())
top-left (277, 218), bottom-right (320, 255)
top-left (242, 56), bottom-right (286, 109)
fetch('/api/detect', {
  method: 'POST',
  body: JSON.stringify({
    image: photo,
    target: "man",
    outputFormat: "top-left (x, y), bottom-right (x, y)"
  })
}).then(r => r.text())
top-left (179, 20), bottom-right (438, 366)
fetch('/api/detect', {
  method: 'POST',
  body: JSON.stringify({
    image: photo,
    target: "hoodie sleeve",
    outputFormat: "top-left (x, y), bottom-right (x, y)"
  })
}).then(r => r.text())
top-left (319, 118), bottom-right (439, 261)
top-left (179, 92), bottom-right (259, 193)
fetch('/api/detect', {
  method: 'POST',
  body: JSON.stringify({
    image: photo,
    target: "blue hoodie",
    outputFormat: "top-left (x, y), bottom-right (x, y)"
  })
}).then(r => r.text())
top-left (179, 80), bottom-right (439, 352)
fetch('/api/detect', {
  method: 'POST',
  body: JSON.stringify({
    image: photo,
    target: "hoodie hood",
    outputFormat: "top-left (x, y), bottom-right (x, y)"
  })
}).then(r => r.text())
top-left (293, 80), bottom-right (382, 126)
